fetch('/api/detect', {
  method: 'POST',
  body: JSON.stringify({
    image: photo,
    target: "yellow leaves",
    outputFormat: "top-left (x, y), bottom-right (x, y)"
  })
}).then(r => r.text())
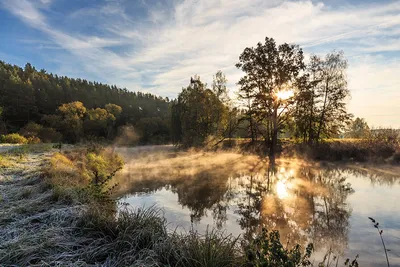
top-left (105, 103), bottom-right (122, 118)
top-left (0, 133), bottom-right (28, 144)
top-left (58, 101), bottom-right (87, 118)
top-left (86, 152), bottom-right (108, 175)
top-left (87, 108), bottom-right (107, 121)
top-left (86, 150), bottom-right (124, 184)
top-left (50, 152), bottom-right (74, 168)
top-left (0, 154), bottom-right (13, 168)
top-left (46, 148), bottom-right (124, 189)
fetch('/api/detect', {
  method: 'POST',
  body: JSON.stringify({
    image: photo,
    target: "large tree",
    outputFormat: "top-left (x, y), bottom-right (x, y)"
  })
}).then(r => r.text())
top-left (171, 76), bottom-right (227, 147)
top-left (315, 51), bottom-right (351, 141)
top-left (236, 37), bottom-right (305, 158)
top-left (294, 55), bottom-right (322, 144)
top-left (295, 51), bottom-right (351, 143)
top-left (58, 101), bottom-right (87, 142)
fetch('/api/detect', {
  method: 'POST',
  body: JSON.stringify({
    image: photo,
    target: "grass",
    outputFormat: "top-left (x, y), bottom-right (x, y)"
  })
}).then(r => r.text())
top-left (5, 143), bottom-right (53, 156)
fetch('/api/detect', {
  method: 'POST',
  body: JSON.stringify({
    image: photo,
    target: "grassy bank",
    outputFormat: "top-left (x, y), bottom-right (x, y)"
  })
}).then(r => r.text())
top-left (285, 139), bottom-right (400, 163)
top-left (217, 138), bottom-right (400, 164)
top-left (0, 144), bottom-right (361, 266)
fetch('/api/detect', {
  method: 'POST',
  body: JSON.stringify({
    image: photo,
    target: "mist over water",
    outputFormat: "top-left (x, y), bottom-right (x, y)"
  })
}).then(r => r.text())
top-left (114, 146), bottom-right (400, 267)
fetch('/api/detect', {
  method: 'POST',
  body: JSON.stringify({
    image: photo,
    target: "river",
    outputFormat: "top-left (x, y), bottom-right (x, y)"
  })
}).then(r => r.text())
top-left (114, 146), bottom-right (400, 266)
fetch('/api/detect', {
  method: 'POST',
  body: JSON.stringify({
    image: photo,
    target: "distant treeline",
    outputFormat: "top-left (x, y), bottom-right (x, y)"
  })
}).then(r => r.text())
top-left (0, 61), bottom-right (170, 143)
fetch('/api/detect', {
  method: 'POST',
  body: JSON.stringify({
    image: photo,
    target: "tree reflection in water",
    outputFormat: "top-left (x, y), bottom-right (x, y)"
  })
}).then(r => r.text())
top-left (234, 163), bottom-right (354, 255)
top-left (113, 148), bottom-right (397, 259)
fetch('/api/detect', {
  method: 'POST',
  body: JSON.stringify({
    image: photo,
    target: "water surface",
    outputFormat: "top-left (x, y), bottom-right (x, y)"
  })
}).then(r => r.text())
top-left (115, 146), bottom-right (400, 266)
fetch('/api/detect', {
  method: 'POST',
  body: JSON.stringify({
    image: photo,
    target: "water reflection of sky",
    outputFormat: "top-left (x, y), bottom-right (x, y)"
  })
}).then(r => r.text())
top-left (345, 174), bottom-right (400, 266)
top-left (115, 147), bottom-right (400, 267)
top-left (122, 188), bottom-right (244, 235)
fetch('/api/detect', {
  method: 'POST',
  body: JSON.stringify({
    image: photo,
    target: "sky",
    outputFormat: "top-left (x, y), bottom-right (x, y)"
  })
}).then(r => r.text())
top-left (0, 0), bottom-right (399, 127)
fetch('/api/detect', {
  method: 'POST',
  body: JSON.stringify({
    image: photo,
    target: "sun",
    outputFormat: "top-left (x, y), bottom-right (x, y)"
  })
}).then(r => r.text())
top-left (276, 90), bottom-right (294, 101)
top-left (276, 180), bottom-right (289, 199)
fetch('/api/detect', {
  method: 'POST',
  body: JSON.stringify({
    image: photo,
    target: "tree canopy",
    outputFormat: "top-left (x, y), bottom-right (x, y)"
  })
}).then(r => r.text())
top-left (171, 76), bottom-right (228, 147)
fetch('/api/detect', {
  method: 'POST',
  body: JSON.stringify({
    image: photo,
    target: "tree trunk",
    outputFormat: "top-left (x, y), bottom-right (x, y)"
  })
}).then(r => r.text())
top-left (316, 80), bottom-right (329, 143)
top-left (270, 103), bottom-right (278, 162)
top-left (308, 93), bottom-right (314, 144)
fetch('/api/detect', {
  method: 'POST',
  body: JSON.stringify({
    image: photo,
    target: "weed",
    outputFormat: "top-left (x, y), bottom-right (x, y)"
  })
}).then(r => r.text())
top-left (369, 217), bottom-right (390, 267)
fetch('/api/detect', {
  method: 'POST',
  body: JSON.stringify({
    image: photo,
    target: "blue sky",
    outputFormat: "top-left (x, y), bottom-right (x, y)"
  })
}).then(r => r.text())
top-left (0, 0), bottom-right (399, 127)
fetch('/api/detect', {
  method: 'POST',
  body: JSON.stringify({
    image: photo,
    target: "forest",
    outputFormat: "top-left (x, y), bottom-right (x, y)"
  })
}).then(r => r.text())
top-left (0, 60), bottom-right (170, 144)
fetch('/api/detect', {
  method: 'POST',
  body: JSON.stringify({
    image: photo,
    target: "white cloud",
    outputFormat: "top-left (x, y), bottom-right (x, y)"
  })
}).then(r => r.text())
top-left (2, 0), bottom-right (400, 127)
top-left (2, 0), bottom-right (46, 27)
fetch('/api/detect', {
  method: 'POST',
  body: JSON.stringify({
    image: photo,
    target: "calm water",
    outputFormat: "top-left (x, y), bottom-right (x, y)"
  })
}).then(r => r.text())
top-left (114, 146), bottom-right (400, 266)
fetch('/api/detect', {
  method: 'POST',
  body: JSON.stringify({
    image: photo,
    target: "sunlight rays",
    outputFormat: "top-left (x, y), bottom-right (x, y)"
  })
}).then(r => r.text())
top-left (276, 90), bottom-right (294, 101)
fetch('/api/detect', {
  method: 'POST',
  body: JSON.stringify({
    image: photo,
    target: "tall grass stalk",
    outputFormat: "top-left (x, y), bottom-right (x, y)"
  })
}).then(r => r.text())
top-left (369, 217), bottom-right (390, 267)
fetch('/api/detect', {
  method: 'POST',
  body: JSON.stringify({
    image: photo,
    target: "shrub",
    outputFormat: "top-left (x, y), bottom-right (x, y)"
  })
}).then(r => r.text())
top-left (45, 145), bottom-right (124, 205)
top-left (19, 122), bottom-right (42, 138)
top-left (246, 228), bottom-right (313, 266)
top-left (38, 127), bottom-right (63, 143)
top-left (27, 136), bottom-right (41, 144)
top-left (0, 133), bottom-right (28, 144)
top-left (19, 122), bottom-right (63, 143)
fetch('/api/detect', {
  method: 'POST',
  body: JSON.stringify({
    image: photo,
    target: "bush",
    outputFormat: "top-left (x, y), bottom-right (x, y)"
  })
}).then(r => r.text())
top-left (246, 228), bottom-right (313, 267)
top-left (0, 133), bottom-right (28, 144)
top-left (19, 122), bottom-right (42, 138)
top-left (44, 145), bottom-right (124, 205)
top-left (27, 136), bottom-right (41, 144)
top-left (38, 127), bottom-right (63, 143)
top-left (19, 122), bottom-right (62, 143)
